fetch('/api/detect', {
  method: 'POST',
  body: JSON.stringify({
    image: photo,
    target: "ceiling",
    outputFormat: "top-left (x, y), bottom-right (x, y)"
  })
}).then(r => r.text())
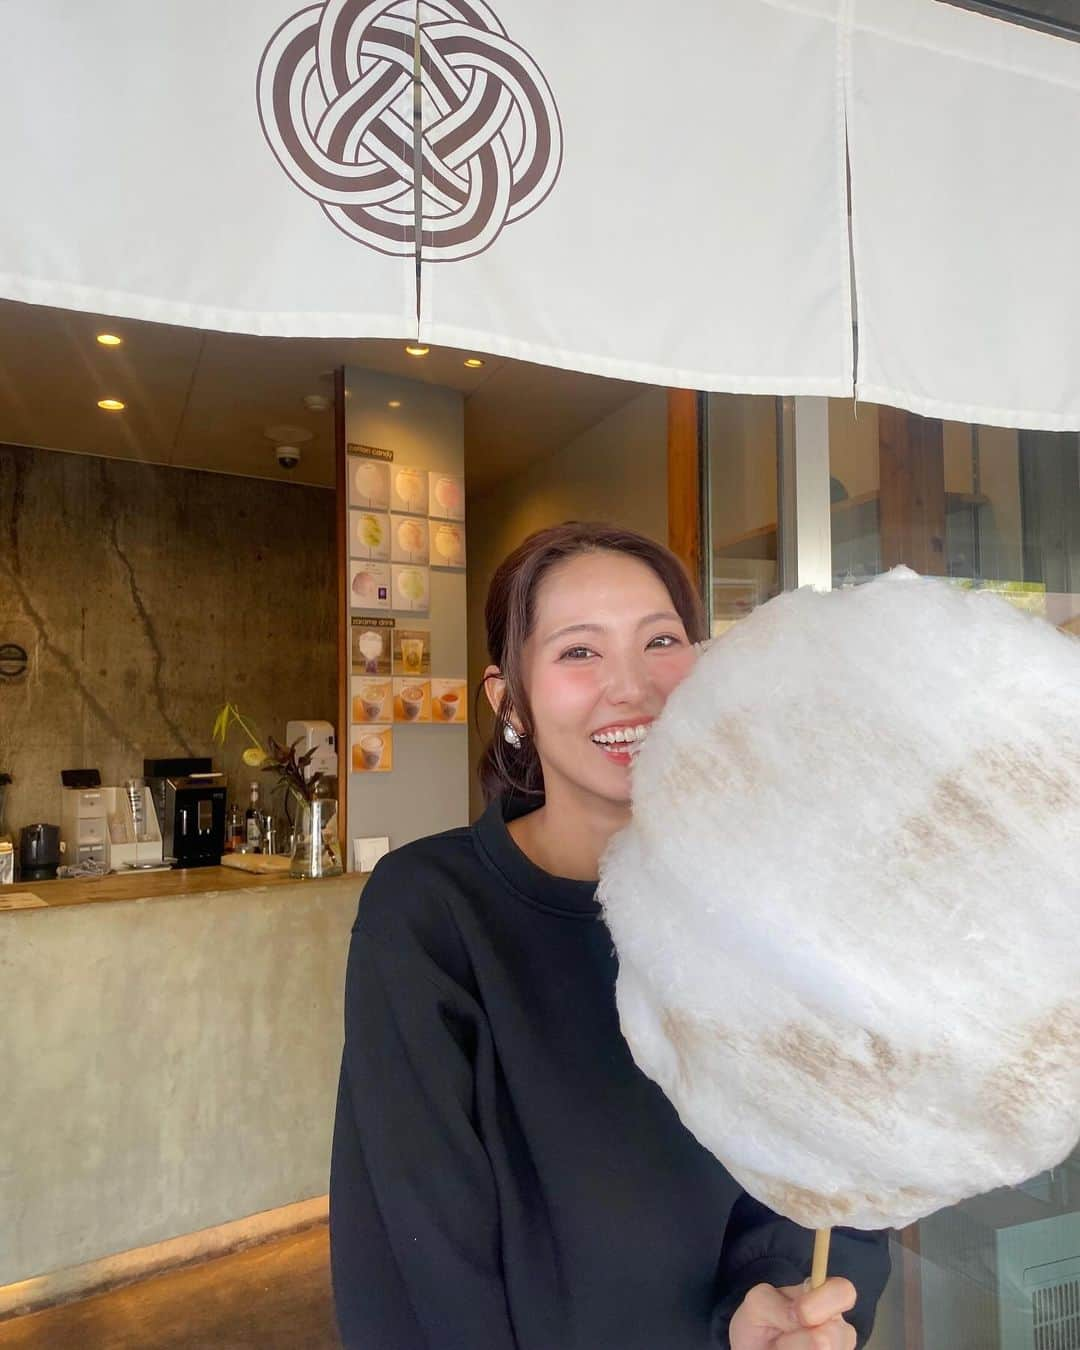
top-left (0, 299), bottom-right (645, 498)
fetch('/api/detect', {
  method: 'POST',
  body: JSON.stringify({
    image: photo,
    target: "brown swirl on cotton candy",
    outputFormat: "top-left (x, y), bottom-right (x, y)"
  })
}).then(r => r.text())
top-left (983, 1002), bottom-right (1080, 1137)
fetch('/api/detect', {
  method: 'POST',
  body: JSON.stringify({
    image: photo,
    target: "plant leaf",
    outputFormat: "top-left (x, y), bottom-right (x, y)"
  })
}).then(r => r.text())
top-left (211, 706), bottom-right (228, 744)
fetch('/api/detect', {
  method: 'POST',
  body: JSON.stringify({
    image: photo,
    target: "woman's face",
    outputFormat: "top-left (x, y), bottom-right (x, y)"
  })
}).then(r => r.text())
top-left (519, 550), bottom-right (697, 809)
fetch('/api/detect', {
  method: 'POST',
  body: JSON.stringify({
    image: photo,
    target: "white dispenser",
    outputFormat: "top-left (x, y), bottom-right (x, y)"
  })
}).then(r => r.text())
top-left (60, 786), bottom-right (109, 868)
top-left (102, 780), bottom-right (164, 869)
top-left (285, 720), bottom-right (338, 780)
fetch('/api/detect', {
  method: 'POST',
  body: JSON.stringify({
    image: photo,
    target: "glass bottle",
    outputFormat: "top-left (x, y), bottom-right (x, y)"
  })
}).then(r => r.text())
top-left (224, 803), bottom-right (244, 854)
top-left (244, 782), bottom-right (264, 853)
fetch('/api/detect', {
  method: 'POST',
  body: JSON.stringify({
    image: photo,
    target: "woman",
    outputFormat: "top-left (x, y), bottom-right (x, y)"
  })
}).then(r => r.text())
top-left (330, 522), bottom-right (890, 1349)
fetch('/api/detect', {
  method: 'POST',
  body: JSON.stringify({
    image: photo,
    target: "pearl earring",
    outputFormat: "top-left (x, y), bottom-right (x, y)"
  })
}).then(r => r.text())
top-left (503, 722), bottom-right (523, 748)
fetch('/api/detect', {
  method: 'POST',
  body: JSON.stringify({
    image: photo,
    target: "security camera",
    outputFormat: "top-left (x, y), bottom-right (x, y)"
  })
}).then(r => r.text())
top-left (275, 444), bottom-right (301, 470)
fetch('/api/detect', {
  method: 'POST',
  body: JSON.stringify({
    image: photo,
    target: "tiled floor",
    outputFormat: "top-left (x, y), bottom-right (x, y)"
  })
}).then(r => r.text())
top-left (0, 1224), bottom-right (339, 1349)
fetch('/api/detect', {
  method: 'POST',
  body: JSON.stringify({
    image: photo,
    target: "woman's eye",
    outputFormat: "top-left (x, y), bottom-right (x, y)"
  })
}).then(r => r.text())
top-left (647, 634), bottom-right (682, 650)
top-left (560, 645), bottom-right (596, 661)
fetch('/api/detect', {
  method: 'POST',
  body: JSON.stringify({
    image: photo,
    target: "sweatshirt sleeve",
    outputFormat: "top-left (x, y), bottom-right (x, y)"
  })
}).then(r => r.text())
top-left (329, 894), bottom-right (519, 1350)
top-left (710, 1192), bottom-right (892, 1349)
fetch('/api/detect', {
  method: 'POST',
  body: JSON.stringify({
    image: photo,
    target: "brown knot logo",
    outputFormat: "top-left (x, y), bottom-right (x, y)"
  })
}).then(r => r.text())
top-left (257, 0), bottom-right (563, 262)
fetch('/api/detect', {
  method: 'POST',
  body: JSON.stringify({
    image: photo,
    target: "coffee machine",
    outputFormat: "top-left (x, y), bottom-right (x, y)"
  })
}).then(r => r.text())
top-left (144, 757), bottom-right (226, 869)
top-left (18, 823), bottom-right (61, 882)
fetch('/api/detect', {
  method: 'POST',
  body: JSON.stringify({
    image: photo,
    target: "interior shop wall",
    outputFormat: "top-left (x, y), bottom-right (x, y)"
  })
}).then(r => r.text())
top-left (465, 388), bottom-right (668, 819)
top-left (0, 444), bottom-right (336, 836)
top-left (343, 368), bottom-right (469, 855)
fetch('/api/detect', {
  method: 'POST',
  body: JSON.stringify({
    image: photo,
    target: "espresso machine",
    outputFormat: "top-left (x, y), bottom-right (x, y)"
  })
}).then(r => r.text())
top-left (144, 757), bottom-right (226, 868)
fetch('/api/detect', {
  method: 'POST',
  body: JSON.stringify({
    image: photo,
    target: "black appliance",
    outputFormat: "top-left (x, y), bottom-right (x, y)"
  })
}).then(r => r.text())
top-left (19, 822), bottom-right (61, 881)
top-left (144, 757), bottom-right (226, 869)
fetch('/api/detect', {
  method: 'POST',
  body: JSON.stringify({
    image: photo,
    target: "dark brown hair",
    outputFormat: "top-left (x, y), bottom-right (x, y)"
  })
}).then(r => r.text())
top-left (477, 521), bottom-right (706, 804)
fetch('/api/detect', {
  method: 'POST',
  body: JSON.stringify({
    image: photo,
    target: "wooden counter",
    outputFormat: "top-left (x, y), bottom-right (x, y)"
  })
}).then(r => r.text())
top-left (0, 864), bottom-right (335, 911)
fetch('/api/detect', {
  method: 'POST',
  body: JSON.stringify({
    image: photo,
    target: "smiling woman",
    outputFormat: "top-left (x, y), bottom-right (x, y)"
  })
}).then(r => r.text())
top-left (477, 529), bottom-right (703, 880)
top-left (476, 521), bottom-right (705, 812)
top-left (328, 521), bottom-right (890, 1350)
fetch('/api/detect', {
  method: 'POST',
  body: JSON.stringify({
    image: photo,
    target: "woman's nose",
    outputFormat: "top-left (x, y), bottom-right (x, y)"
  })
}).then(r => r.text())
top-left (605, 652), bottom-right (649, 705)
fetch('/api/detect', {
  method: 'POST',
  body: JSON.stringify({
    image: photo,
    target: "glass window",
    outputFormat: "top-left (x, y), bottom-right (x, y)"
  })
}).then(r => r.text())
top-left (704, 393), bottom-right (780, 636)
top-left (702, 395), bottom-right (1080, 1347)
top-left (828, 399), bottom-right (1080, 1349)
top-left (829, 400), bottom-right (1080, 630)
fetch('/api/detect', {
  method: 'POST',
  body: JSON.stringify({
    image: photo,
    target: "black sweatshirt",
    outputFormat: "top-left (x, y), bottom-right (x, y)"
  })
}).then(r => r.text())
top-left (330, 795), bottom-right (892, 1349)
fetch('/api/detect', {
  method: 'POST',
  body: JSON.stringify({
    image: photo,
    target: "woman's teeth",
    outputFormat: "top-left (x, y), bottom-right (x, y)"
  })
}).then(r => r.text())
top-left (591, 725), bottom-right (649, 747)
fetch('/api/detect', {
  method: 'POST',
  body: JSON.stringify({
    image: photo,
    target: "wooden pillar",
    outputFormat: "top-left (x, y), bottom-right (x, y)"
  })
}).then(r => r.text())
top-left (334, 367), bottom-right (349, 857)
top-left (878, 407), bottom-right (947, 575)
top-left (667, 388), bottom-right (702, 590)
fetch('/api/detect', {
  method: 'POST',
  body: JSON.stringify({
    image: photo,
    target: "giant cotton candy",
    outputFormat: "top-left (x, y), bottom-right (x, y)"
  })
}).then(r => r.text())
top-left (599, 568), bottom-right (1080, 1232)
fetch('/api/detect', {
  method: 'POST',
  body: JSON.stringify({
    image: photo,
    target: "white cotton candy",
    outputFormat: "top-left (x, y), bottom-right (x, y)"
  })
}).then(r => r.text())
top-left (599, 568), bottom-right (1080, 1232)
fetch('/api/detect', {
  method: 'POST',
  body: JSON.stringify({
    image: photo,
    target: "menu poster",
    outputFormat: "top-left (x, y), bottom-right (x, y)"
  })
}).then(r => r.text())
top-left (391, 513), bottom-right (430, 564)
top-left (351, 617), bottom-right (394, 675)
top-left (429, 471), bottom-right (465, 521)
top-left (350, 508), bottom-right (391, 561)
top-left (348, 456), bottom-right (391, 510)
top-left (393, 625), bottom-right (431, 677)
top-left (350, 561), bottom-right (391, 610)
top-left (393, 677), bottom-right (432, 723)
top-left (351, 723), bottom-right (393, 773)
top-left (392, 564), bottom-right (429, 613)
top-left (431, 678), bottom-right (467, 724)
top-left (351, 675), bottom-right (392, 724)
top-left (429, 519), bottom-right (466, 570)
top-left (390, 464), bottom-right (429, 515)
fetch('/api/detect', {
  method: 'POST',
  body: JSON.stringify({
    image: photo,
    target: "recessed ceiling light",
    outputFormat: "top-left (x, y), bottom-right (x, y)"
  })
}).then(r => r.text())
top-left (464, 357), bottom-right (485, 368)
top-left (405, 343), bottom-right (430, 357)
top-left (96, 333), bottom-right (123, 347)
top-left (97, 398), bottom-right (125, 411)
top-left (388, 400), bottom-right (402, 408)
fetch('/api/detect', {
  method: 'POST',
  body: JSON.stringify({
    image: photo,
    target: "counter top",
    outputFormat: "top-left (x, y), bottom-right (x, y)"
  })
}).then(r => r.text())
top-left (0, 864), bottom-right (357, 912)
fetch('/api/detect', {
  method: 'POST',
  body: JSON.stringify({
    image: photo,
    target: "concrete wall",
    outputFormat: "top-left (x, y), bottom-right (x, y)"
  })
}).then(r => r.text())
top-left (0, 875), bottom-right (361, 1285)
top-left (0, 444), bottom-right (336, 836)
top-left (343, 369), bottom-right (470, 854)
top-left (465, 388), bottom-right (668, 818)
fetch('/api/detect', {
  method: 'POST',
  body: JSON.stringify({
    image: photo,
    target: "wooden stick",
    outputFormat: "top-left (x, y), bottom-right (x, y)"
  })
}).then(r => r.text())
top-left (811, 1227), bottom-right (831, 1290)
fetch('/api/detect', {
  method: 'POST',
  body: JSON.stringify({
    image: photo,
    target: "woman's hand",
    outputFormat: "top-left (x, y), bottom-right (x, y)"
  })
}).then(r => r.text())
top-left (728, 1276), bottom-right (858, 1349)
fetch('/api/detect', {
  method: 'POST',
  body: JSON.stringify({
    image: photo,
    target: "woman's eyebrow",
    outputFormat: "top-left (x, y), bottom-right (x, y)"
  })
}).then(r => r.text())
top-left (543, 612), bottom-right (681, 645)
top-left (543, 622), bottom-right (604, 644)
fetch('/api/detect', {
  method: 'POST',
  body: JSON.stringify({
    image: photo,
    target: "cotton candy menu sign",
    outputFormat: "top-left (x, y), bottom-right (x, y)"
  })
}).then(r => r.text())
top-left (600, 570), bottom-right (1080, 1232)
